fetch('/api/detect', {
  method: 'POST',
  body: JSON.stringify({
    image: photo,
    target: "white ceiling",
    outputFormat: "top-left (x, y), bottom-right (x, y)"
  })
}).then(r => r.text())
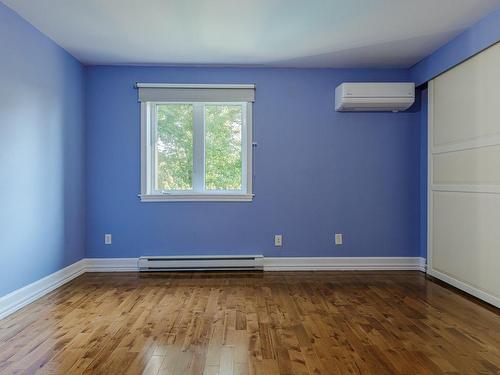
top-left (3, 0), bottom-right (500, 68)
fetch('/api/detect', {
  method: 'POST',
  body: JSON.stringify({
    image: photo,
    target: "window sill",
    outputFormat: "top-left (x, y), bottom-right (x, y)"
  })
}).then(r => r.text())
top-left (139, 193), bottom-right (254, 202)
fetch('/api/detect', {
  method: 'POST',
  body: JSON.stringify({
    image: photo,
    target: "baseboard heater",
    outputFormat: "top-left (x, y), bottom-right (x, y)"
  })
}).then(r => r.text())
top-left (138, 255), bottom-right (264, 271)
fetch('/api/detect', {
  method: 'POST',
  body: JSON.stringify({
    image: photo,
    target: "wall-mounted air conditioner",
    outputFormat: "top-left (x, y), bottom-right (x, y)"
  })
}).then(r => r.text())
top-left (335, 82), bottom-right (415, 112)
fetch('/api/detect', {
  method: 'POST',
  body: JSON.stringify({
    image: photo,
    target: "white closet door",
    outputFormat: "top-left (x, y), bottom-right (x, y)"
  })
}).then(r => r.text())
top-left (428, 42), bottom-right (500, 308)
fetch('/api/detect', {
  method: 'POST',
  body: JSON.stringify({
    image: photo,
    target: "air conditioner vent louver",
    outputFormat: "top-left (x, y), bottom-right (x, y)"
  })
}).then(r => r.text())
top-left (138, 255), bottom-right (264, 271)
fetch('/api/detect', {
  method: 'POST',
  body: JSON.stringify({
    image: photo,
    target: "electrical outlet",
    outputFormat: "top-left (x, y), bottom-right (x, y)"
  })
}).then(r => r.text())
top-left (335, 233), bottom-right (343, 245)
top-left (104, 234), bottom-right (112, 245)
top-left (274, 234), bottom-right (283, 247)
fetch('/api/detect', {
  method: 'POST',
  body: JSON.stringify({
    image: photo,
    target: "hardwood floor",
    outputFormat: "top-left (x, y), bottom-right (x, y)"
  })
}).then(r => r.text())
top-left (0, 271), bottom-right (499, 374)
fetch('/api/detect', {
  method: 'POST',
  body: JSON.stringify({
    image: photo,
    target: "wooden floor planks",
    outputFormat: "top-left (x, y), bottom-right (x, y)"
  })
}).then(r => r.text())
top-left (0, 271), bottom-right (499, 374)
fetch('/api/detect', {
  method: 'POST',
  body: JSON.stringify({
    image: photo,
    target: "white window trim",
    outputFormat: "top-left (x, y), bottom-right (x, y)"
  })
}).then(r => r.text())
top-left (140, 101), bottom-right (253, 202)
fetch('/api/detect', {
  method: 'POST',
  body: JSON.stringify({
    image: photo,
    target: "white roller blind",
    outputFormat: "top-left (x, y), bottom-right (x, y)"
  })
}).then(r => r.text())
top-left (137, 83), bottom-right (255, 102)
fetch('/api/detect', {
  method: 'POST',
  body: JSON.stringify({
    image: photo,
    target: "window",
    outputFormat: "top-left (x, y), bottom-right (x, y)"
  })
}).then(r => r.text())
top-left (138, 84), bottom-right (254, 201)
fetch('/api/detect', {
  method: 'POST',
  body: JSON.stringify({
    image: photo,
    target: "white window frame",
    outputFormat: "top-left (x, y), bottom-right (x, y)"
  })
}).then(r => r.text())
top-left (140, 101), bottom-right (253, 202)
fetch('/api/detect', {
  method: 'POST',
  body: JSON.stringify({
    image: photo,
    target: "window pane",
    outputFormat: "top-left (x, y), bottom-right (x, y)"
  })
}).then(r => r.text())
top-left (155, 104), bottom-right (193, 191)
top-left (205, 105), bottom-right (243, 190)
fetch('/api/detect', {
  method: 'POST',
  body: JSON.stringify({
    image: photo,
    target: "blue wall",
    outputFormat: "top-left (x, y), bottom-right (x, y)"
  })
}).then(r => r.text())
top-left (85, 66), bottom-right (421, 258)
top-left (0, 3), bottom-right (85, 297)
top-left (418, 86), bottom-right (428, 259)
top-left (411, 7), bottom-right (500, 86)
top-left (3, 0), bottom-right (496, 297)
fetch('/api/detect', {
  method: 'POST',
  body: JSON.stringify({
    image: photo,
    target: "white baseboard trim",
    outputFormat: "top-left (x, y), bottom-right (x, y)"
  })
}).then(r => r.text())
top-left (0, 256), bottom-right (426, 320)
top-left (85, 258), bottom-right (138, 272)
top-left (0, 259), bottom-right (86, 320)
top-left (264, 257), bottom-right (427, 272)
top-left (84, 257), bottom-right (427, 272)
top-left (428, 268), bottom-right (499, 308)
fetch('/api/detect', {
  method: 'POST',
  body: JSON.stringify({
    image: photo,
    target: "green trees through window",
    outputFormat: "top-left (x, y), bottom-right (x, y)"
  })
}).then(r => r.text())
top-left (205, 105), bottom-right (242, 190)
top-left (154, 103), bottom-right (243, 192)
top-left (155, 104), bottom-right (194, 191)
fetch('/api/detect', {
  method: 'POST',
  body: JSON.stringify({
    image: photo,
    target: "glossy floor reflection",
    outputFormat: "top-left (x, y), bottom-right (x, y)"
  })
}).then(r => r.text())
top-left (0, 271), bottom-right (499, 374)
